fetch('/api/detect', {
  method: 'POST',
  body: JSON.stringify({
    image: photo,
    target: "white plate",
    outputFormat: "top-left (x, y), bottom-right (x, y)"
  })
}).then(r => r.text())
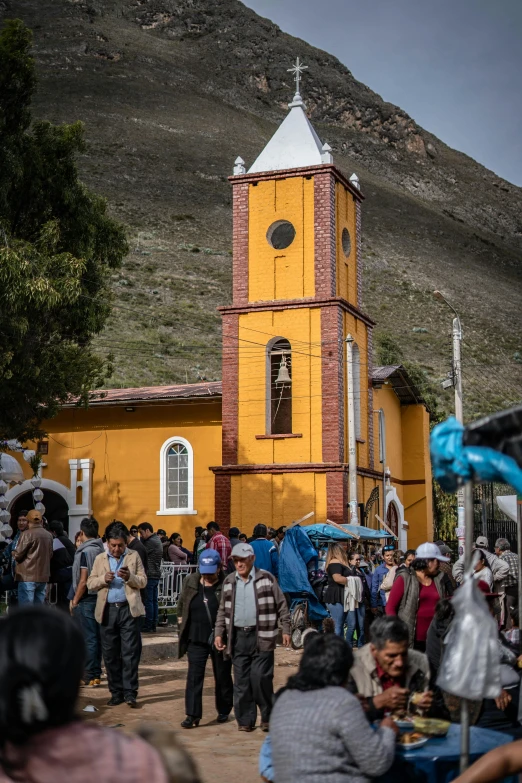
top-left (398, 737), bottom-right (429, 751)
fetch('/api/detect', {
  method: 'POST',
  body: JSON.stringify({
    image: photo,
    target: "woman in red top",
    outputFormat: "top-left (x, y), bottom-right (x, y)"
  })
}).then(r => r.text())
top-left (385, 542), bottom-right (450, 651)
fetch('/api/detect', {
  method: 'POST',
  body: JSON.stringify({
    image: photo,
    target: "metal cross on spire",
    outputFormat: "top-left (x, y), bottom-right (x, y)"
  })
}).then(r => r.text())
top-left (288, 56), bottom-right (308, 100)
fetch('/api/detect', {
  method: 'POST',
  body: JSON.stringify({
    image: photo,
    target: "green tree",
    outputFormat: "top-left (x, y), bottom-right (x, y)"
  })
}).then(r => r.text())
top-left (0, 19), bottom-right (128, 442)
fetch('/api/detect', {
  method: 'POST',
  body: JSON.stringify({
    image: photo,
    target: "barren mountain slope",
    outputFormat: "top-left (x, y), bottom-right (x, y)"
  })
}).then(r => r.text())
top-left (3, 0), bottom-right (521, 418)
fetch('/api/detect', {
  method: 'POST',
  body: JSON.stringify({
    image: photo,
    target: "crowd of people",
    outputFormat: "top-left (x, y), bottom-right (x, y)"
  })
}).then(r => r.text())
top-left (1, 513), bottom-right (522, 782)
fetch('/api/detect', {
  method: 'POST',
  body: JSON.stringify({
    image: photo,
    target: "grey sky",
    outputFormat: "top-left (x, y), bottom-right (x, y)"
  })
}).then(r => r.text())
top-left (245, 0), bottom-right (522, 187)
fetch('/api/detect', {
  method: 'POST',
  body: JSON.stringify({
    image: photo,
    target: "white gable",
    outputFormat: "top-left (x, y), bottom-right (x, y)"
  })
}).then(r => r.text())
top-left (247, 99), bottom-right (327, 174)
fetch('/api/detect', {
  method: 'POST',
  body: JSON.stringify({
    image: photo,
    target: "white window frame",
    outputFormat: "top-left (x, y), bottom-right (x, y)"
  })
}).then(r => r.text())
top-left (157, 436), bottom-right (197, 516)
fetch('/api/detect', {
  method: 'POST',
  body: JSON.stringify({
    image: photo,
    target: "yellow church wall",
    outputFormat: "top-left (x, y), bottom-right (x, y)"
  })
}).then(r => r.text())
top-left (401, 405), bottom-right (433, 548)
top-left (230, 471), bottom-right (327, 534)
top-left (373, 386), bottom-right (404, 482)
top-left (237, 308), bottom-right (323, 465)
top-left (335, 183), bottom-right (358, 302)
top-left (15, 402), bottom-right (222, 544)
top-left (248, 177), bottom-right (315, 302)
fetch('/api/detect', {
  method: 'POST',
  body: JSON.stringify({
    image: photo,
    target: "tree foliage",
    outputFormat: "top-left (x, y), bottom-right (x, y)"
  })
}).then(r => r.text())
top-left (0, 19), bottom-right (128, 442)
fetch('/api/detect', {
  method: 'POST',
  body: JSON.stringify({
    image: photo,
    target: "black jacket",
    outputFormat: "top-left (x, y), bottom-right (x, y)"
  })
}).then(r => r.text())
top-left (142, 533), bottom-right (163, 579)
top-left (177, 570), bottom-right (225, 659)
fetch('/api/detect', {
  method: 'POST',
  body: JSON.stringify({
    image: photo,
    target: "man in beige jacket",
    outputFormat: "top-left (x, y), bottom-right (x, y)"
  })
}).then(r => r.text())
top-left (87, 520), bottom-right (147, 707)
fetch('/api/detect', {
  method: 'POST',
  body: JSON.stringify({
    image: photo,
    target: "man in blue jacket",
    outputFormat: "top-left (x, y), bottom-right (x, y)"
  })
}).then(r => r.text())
top-left (371, 545), bottom-right (396, 613)
top-left (250, 524), bottom-right (279, 577)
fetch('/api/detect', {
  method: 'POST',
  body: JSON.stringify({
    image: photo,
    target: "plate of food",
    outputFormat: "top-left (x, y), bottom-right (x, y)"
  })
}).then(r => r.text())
top-left (412, 718), bottom-right (450, 737)
top-left (398, 732), bottom-right (429, 750)
top-left (392, 716), bottom-right (414, 731)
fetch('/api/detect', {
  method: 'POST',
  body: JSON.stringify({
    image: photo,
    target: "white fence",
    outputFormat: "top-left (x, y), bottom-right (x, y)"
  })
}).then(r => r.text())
top-left (158, 562), bottom-right (197, 609)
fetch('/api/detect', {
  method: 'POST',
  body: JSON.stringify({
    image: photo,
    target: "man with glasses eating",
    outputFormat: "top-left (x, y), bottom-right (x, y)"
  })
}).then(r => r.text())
top-left (371, 544), bottom-right (396, 615)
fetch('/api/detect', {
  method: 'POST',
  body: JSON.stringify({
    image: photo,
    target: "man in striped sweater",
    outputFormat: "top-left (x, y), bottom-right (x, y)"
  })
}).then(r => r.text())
top-left (215, 542), bottom-right (291, 732)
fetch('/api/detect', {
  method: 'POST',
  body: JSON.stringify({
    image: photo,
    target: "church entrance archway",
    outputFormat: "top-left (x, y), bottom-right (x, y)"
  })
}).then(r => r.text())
top-left (387, 501), bottom-right (399, 538)
top-left (10, 490), bottom-right (69, 532)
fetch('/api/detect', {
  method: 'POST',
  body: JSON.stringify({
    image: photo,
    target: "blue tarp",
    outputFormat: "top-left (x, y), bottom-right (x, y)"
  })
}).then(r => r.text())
top-left (304, 523), bottom-right (394, 541)
top-left (278, 526), bottom-right (328, 621)
top-left (431, 416), bottom-right (522, 495)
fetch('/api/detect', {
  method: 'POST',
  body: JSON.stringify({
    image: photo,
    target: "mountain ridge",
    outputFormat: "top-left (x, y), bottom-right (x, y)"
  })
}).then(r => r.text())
top-left (2, 0), bottom-right (521, 418)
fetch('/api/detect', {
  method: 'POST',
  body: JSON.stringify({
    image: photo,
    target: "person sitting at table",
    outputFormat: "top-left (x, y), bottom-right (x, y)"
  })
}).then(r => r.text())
top-left (348, 615), bottom-right (433, 722)
top-left (270, 633), bottom-right (398, 783)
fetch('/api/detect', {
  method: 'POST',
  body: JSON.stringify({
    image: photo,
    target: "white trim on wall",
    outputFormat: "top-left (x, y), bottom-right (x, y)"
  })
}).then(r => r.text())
top-left (157, 436), bottom-right (197, 516)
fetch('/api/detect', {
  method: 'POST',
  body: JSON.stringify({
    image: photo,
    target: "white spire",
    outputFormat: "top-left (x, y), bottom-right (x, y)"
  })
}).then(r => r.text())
top-left (248, 57), bottom-right (332, 174)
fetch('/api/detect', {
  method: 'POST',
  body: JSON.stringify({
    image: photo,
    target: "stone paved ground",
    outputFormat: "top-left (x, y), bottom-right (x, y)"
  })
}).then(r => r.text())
top-left (78, 640), bottom-right (301, 783)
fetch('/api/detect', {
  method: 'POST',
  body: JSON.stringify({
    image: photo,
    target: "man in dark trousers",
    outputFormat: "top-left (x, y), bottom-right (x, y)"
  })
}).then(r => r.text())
top-left (215, 542), bottom-right (291, 732)
top-left (70, 517), bottom-right (105, 686)
top-left (87, 521), bottom-right (147, 707)
top-left (137, 522), bottom-right (163, 633)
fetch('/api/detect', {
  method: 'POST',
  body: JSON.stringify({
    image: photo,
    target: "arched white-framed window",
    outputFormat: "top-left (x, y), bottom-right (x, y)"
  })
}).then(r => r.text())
top-left (157, 436), bottom-right (197, 516)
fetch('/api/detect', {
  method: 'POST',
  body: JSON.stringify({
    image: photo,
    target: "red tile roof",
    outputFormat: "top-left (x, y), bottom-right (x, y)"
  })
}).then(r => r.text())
top-left (70, 381), bottom-right (223, 406)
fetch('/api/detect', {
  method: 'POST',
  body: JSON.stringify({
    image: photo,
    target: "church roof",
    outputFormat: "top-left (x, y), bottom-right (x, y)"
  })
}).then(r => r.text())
top-left (372, 365), bottom-right (424, 406)
top-left (64, 381), bottom-right (223, 407)
top-left (248, 96), bottom-right (327, 174)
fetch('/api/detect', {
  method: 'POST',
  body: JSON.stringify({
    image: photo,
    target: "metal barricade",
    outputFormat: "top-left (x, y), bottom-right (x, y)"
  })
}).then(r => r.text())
top-left (158, 562), bottom-right (197, 610)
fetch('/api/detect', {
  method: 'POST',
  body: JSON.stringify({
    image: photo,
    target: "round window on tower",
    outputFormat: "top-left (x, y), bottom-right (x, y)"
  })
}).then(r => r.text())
top-left (267, 220), bottom-right (296, 250)
top-left (342, 227), bottom-right (352, 257)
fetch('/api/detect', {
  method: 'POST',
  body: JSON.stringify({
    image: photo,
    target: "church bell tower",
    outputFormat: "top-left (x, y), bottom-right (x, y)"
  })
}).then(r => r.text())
top-left (212, 60), bottom-right (375, 530)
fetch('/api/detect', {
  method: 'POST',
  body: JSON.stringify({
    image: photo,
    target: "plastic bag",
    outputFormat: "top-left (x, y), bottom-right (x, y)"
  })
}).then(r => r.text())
top-left (437, 575), bottom-right (501, 701)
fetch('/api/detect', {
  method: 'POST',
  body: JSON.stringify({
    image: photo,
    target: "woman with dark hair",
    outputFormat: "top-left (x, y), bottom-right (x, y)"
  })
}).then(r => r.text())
top-left (167, 533), bottom-right (189, 565)
top-left (0, 606), bottom-right (168, 781)
top-left (270, 634), bottom-right (397, 782)
top-left (473, 549), bottom-right (494, 590)
top-left (386, 542), bottom-right (450, 651)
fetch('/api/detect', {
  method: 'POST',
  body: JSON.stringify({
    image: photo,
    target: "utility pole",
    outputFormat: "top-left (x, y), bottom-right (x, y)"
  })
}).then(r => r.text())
top-left (434, 290), bottom-right (472, 772)
top-left (346, 335), bottom-right (358, 524)
top-left (434, 291), bottom-right (465, 557)
top-left (375, 408), bottom-right (387, 522)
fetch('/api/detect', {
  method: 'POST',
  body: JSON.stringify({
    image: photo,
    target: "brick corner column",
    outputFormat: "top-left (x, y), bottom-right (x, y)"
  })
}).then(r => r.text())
top-left (321, 306), bottom-right (344, 463)
top-left (356, 200), bottom-right (363, 309)
top-left (314, 172), bottom-right (336, 298)
top-left (221, 312), bottom-right (239, 465)
top-left (232, 181), bottom-right (249, 305)
top-left (214, 473), bottom-right (231, 532)
top-left (326, 471), bottom-right (348, 525)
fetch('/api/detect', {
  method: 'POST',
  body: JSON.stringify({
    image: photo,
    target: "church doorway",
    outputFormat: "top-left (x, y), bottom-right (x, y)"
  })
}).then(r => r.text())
top-left (10, 490), bottom-right (70, 532)
top-left (387, 501), bottom-right (399, 539)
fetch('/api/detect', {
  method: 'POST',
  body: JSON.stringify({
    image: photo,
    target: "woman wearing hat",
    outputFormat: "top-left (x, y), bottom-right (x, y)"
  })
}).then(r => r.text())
top-left (176, 548), bottom-right (233, 728)
top-left (385, 542), bottom-right (451, 651)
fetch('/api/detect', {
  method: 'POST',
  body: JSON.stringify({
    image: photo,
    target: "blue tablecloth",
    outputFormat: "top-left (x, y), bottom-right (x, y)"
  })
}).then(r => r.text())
top-left (260, 725), bottom-right (516, 783)
top-left (380, 724), bottom-right (516, 783)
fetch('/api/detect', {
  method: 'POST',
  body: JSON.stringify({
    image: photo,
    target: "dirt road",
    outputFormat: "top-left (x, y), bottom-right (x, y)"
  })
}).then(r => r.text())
top-left (78, 646), bottom-right (300, 783)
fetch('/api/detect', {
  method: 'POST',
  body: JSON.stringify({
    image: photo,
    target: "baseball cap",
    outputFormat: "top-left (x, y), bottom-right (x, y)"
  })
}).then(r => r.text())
top-left (231, 542), bottom-right (254, 558)
top-left (26, 510), bottom-right (42, 524)
top-left (438, 544), bottom-right (452, 557)
top-left (198, 548), bottom-right (221, 574)
top-left (475, 536), bottom-right (489, 548)
top-left (415, 542), bottom-right (450, 562)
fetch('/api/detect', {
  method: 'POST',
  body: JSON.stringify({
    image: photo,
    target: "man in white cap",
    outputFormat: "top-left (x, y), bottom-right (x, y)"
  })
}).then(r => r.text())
top-left (214, 541), bottom-right (291, 732)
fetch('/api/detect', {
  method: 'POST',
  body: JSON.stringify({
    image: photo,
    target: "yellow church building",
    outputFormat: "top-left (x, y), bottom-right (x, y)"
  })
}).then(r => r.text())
top-left (5, 74), bottom-right (433, 550)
